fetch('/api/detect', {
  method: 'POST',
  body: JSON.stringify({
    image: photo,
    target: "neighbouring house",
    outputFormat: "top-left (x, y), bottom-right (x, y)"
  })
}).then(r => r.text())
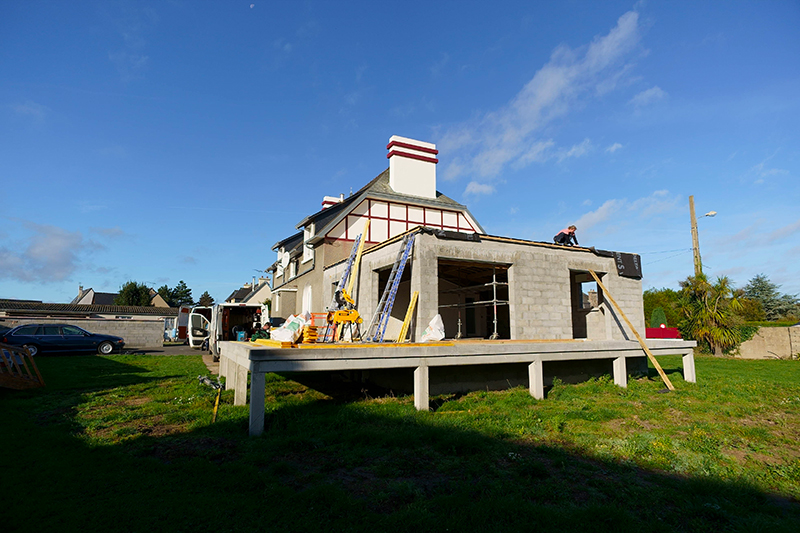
top-left (225, 278), bottom-right (272, 306)
top-left (267, 135), bottom-right (646, 344)
top-left (72, 286), bottom-right (169, 307)
top-left (0, 299), bottom-right (178, 349)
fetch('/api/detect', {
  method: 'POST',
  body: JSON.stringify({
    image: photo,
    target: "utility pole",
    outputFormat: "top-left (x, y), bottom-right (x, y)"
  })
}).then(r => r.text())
top-left (689, 195), bottom-right (702, 277)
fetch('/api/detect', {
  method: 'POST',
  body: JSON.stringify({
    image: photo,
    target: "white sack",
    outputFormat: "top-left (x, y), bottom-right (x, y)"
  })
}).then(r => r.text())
top-left (421, 314), bottom-right (445, 342)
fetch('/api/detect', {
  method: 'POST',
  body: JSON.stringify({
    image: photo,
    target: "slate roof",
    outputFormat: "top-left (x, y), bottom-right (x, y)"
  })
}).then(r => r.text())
top-left (271, 231), bottom-right (304, 253)
top-left (290, 169), bottom-right (483, 247)
top-left (0, 300), bottom-right (177, 317)
top-left (92, 292), bottom-right (118, 305)
top-left (226, 287), bottom-right (253, 302)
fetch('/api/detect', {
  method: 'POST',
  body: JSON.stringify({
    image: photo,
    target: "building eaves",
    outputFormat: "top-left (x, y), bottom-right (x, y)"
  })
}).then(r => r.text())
top-left (271, 231), bottom-right (304, 253)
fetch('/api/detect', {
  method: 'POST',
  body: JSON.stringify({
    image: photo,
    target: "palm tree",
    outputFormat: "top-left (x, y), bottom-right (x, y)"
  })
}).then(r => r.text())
top-left (678, 274), bottom-right (742, 356)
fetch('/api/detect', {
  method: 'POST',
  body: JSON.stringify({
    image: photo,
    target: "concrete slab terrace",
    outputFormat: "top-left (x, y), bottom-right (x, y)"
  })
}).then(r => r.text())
top-left (217, 338), bottom-right (697, 436)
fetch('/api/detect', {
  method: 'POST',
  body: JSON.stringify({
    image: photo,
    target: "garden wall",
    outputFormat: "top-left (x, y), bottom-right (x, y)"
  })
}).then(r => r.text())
top-left (736, 326), bottom-right (800, 360)
top-left (0, 317), bottom-right (164, 349)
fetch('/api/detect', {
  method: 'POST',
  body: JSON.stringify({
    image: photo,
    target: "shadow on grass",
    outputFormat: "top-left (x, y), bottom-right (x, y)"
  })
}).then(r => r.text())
top-left (3, 361), bottom-right (799, 532)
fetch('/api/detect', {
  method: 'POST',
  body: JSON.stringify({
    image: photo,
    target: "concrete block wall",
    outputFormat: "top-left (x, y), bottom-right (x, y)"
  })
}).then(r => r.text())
top-left (348, 233), bottom-right (645, 342)
top-left (737, 327), bottom-right (800, 359)
top-left (0, 317), bottom-right (164, 349)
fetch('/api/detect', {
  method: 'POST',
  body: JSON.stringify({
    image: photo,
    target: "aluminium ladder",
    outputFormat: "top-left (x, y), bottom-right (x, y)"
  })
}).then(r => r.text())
top-left (328, 233), bottom-right (362, 313)
top-left (363, 233), bottom-right (416, 343)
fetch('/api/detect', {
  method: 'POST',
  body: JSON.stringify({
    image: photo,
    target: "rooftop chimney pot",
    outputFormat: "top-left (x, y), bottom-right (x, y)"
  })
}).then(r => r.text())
top-left (387, 135), bottom-right (438, 199)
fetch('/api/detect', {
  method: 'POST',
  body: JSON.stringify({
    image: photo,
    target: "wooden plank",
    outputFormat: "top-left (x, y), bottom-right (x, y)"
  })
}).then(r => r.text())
top-left (249, 339), bottom-right (295, 349)
top-left (397, 291), bottom-right (419, 343)
top-left (346, 219), bottom-right (370, 297)
top-left (588, 270), bottom-right (675, 391)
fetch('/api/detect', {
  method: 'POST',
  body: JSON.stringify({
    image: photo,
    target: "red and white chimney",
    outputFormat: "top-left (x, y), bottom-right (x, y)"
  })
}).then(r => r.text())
top-left (387, 135), bottom-right (438, 199)
top-left (321, 193), bottom-right (345, 209)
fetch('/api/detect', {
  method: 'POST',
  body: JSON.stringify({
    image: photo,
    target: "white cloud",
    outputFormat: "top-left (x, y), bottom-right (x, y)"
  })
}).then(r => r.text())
top-left (10, 100), bottom-right (49, 120)
top-left (557, 138), bottom-right (592, 162)
top-left (464, 181), bottom-right (496, 196)
top-left (629, 86), bottom-right (667, 107)
top-left (574, 199), bottom-right (625, 231)
top-left (439, 10), bottom-right (642, 181)
top-left (108, 5), bottom-right (158, 81)
top-left (606, 142), bottom-right (623, 153)
top-left (0, 222), bottom-right (103, 283)
top-left (574, 190), bottom-right (681, 232)
top-left (90, 226), bottom-right (127, 239)
top-left (766, 218), bottom-right (800, 244)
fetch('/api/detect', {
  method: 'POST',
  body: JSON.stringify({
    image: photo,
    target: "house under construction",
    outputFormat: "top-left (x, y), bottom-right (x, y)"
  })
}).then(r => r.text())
top-left (269, 135), bottom-right (644, 346)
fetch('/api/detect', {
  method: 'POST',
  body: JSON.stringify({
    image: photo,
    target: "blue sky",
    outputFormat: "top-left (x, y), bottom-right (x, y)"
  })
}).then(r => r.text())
top-left (1, 1), bottom-right (799, 304)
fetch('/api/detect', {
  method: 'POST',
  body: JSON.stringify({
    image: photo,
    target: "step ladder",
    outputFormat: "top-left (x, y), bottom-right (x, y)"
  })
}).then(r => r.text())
top-left (363, 233), bottom-right (416, 343)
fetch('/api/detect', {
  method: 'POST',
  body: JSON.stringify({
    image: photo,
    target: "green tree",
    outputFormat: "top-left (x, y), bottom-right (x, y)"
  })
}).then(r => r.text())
top-left (197, 291), bottom-right (214, 307)
top-left (643, 288), bottom-right (681, 328)
top-left (742, 274), bottom-right (799, 321)
top-left (678, 274), bottom-right (742, 356)
top-left (114, 281), bottom-right (153, 307)
top-left (650, 307), bottom-right (668, 328)
top-left (171, 280), bottom-right (194, 307)
top-left (735, 297), bottom-right (766, 322)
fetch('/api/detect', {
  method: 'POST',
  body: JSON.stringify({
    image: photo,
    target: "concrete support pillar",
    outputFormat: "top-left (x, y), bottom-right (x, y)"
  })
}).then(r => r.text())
top-left (613, 356), bottom-right (627, 388)
top-left (411, 235), bottom-right (438, 342)
top-left (682, 351), bottom-right (697, 383)
top-left (414, 363), bottom-right (429, 411)
top-left (249, 371), bottom-right (265, 436)
top-left (219, 355), bottom-right (228, 379)
top-left (234, 364), bottom-right (248, 406)
top-left (529, 360), bottom-right (544, 400)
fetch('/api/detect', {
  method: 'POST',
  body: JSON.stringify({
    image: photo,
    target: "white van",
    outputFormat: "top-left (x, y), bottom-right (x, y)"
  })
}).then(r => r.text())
top-left (189, 303), bottom-right (268, 360)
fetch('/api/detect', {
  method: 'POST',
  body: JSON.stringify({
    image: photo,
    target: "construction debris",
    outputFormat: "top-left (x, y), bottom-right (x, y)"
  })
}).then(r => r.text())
top-left (0, 343), bottom-right (45, 390)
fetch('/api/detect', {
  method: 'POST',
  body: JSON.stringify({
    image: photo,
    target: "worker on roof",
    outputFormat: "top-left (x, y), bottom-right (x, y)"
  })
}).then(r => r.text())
top-left (554, 225), bottom-right (579, 246)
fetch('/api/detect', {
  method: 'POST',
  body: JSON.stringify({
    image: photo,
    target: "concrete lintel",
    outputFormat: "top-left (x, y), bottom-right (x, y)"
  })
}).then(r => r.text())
top-left (613, 356), bottom-right (627, 388)
top-left (414, 363), bottom-right (429, 411)
top-left (529, 360), bottom-right (544, 400)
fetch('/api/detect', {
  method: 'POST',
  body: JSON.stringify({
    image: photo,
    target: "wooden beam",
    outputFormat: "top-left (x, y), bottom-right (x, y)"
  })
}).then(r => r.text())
top-left (397, 291), bottom-right (419, 343)
top-left (346, 219), bottom-right (370, 297)
top-left (588, 270), bottom-right (675, 391)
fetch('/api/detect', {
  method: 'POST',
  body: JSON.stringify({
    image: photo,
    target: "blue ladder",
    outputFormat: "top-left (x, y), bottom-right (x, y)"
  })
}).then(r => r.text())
top-left (363, 233), bottom-right (416, 342)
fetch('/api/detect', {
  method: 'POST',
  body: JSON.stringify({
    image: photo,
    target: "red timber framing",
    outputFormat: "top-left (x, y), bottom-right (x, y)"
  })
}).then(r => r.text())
top-left (327, 199), bottom-right (477, 244)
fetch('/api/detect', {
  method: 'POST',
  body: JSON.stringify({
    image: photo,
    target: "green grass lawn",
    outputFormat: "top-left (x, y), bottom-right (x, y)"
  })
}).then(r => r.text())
top-left (2, 353), bottom-right (799, 532)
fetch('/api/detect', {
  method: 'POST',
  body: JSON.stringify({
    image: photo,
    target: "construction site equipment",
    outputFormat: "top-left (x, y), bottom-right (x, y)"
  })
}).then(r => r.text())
top-left (396, 291), bottom-right (419, 343)
top-left (325, 221), bottom-right (370, 343)
top-left (363, 232), bottom-right (416, 343)
top-left (588, 270), bottom-right (675, 392)
top-left (302, 326), bottom-right (318, 343)
top-left (197, 375), bottom-right (224, 423)
top-left (0, 342), bottom-right (45, 390)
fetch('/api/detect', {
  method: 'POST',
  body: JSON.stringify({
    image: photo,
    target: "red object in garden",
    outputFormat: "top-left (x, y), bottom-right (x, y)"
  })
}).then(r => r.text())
top-left (645, 327), bottom-right (681, 339)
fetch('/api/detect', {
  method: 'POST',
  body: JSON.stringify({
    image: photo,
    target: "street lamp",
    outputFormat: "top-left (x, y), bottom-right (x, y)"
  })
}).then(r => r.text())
top-left (689, 196), bottom-right (716, 277)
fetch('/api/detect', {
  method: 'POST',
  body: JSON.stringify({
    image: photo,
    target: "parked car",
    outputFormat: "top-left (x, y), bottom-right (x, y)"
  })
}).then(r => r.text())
top-left (1, 324), bottom-right (125, 356)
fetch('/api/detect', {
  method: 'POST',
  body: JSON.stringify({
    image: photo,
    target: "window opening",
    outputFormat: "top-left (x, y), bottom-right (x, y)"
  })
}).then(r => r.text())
top-left (570, 271), bottom-right (604, 339)
top-left (437, 260), bottom-right (510, 340)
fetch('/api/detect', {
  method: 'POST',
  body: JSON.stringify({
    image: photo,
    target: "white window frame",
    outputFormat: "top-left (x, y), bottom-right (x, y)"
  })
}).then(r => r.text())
top-left (303, 223), bottom-right (315, 263)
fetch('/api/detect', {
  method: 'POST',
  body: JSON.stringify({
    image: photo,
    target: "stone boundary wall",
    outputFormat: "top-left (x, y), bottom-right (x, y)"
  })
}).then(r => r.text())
top-left (737, 327), bottom-right (800, 360)
top-left (0, 317), bottom-right (164, 349)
